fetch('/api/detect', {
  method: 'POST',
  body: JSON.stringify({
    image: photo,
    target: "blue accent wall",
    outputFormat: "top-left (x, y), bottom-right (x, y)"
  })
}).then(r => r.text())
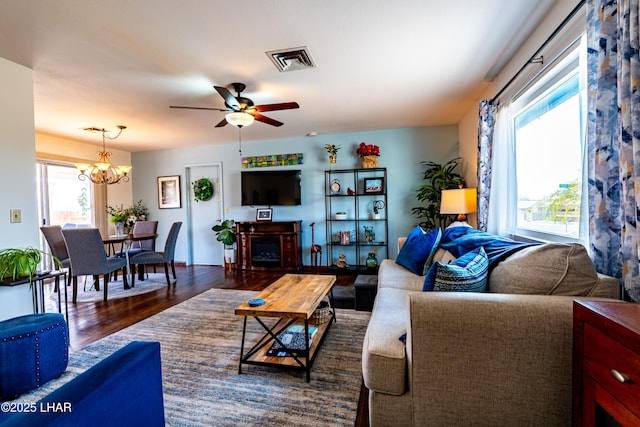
top-left (132, 125), bottom-right (458, 264)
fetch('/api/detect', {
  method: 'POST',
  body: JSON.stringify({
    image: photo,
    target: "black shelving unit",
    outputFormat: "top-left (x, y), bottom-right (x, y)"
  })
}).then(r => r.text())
top-left (324, 167), bottom-right (388, 274)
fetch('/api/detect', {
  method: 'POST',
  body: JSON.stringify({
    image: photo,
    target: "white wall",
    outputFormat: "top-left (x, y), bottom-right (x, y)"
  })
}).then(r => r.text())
top-left (132, 125), bottom-right (459, 263)
top-left (0, 57), bottom-right (39, 319)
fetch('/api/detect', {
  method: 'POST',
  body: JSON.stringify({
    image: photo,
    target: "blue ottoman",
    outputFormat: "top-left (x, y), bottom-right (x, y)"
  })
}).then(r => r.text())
top-left (0, 313), bottom-right (68, 400)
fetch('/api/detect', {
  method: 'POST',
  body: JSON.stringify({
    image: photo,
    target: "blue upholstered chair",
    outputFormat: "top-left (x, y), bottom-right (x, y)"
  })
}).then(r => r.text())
top-left (0, 313), bottom-right (68, 400)
top-left (61, 228), bottom-right (129, 303)
top-left (130, 222), bottom-right (182, 287)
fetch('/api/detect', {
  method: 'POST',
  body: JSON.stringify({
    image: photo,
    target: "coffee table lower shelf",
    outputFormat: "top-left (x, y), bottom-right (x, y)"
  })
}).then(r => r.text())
top-left (238, 313), bottom-right (335, 382)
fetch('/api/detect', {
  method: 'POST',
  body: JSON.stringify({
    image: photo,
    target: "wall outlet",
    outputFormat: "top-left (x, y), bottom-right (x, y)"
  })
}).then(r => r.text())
top-left (10, 209), bottom-right (21, 223)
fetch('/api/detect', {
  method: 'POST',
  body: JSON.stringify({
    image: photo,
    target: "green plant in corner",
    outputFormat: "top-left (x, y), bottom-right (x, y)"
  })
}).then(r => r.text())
top-left (212, 219), bottom-right (236, 247)
top-left (0, 247), bottom-right (62, 286)
top-left (412, 157), bottom-right (466, 230)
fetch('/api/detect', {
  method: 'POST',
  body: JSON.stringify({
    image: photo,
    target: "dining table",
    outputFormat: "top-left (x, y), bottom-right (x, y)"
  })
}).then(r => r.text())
top-left (102, 232), bottom-right (158, 286)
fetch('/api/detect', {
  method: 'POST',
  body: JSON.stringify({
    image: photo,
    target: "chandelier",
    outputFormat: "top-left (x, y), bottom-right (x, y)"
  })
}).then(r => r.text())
top-left (75, 125), bottom-right (131, 185)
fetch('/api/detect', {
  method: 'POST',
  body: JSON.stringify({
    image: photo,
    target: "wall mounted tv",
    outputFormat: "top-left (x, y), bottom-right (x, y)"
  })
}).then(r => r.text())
top-left (241, 170), bottom-right (302, 206)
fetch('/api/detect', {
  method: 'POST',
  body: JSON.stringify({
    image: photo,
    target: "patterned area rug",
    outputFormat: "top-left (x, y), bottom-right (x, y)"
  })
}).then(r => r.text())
top-left (48, 272), bottom-right (170, 304)
top-left (25, 288), bottom-right (371, 426)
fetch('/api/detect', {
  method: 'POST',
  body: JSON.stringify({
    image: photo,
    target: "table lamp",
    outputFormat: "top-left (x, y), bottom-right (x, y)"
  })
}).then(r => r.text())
top-left (440, 187), bottom-right (477, 222)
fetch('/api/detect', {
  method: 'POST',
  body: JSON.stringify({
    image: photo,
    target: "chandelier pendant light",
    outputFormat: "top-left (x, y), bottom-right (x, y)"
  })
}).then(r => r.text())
top-left (76, 125), bottom-right (131, 185)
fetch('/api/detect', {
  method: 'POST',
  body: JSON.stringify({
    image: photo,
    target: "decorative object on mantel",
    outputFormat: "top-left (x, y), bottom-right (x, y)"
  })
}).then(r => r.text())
top-left (192, 178), bottom-right (214, 202)
top-left (76, 125), bottom-right (131, 185)
top-left (241, 153), bottom-right (304, 168)
top-left (356, 142), bottom-right (380, 169)
top-left (106, 200), bottom-right (149, 234)
top-left (324, 144), bottom-right (341, 169)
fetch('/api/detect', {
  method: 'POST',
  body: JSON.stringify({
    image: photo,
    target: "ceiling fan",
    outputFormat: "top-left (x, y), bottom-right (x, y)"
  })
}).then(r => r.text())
top-left (169, 82), bottom-right (299, 128)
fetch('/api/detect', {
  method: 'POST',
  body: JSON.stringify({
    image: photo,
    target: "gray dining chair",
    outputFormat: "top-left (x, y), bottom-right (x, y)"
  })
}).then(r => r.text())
top-left (62, 228), bottom-right (129, 303)
top-left (40, 225), bottom-right (72, 288)
top-left (129, 222), bottom-right (182, 287)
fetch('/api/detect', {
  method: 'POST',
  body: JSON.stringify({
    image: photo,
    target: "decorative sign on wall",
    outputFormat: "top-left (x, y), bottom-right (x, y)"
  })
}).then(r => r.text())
top-left (241, 153), bottom-right (304, 168)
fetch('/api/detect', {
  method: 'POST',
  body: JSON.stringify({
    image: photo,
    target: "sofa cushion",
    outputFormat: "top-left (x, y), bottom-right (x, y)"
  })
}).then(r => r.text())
top-left (378, 259), bottom-right (425, 291)
top-left (395, 226), bottom-right (441, 276)
top-left (424, 247), bottom-right (489, 292)
top-left (489, 243), bottom-right (604, 296)
top-left (362, 287), bottom-right (414, 396)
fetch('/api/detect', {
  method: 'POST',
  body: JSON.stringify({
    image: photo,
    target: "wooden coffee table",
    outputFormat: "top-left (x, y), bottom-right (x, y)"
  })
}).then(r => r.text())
top-left (235, 274), bottom-right (337, 382)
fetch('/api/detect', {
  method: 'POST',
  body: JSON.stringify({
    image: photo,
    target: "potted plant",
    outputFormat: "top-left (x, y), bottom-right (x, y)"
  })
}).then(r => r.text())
top-left (0, 247), bottom-right (61, 286)
top-left (212, 219), bottom-right (237, 264)
top-left (411, 158), bottom-right (465, 230)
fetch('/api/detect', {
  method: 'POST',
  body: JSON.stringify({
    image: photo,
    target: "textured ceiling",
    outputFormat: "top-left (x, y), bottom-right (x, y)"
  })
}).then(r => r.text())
top-left (0, 0), bottom-right (556, 152)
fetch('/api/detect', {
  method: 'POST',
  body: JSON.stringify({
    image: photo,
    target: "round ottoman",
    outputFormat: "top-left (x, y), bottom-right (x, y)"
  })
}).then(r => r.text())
top-left (0, 313), bottom-right (68, 400)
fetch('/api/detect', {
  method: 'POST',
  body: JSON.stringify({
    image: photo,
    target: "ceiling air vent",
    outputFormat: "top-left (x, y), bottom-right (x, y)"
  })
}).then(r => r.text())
top-left (266, 46), bottom-right (316, 72)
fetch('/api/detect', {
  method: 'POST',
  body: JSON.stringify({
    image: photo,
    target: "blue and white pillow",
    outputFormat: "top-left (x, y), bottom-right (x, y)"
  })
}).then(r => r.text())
top-left (423, 246), bottom-right (488, 292)
top-left (395, 226), bottom-right (442, 276)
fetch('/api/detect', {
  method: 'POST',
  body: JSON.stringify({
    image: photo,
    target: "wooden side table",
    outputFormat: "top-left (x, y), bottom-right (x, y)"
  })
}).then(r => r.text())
top-left (573, 300), bottom-right (640, 426)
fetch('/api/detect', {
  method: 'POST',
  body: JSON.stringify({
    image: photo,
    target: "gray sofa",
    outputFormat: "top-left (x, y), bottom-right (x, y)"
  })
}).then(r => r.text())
top-left (362, 237), bottom-right (620, 426)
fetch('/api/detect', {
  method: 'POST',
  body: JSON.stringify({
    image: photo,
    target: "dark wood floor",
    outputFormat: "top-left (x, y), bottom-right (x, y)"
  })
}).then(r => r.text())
top-left (45, 265), bottom-right (368, 426)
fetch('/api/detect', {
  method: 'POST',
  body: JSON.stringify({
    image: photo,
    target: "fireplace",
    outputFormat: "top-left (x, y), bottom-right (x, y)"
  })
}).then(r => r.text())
top-left (251, 237), bottom-right (281, 267)
top-left (235, 221), bottom-right (302, 271)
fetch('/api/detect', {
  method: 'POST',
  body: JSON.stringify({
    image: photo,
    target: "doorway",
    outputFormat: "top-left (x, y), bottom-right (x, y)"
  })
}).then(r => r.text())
top-left (185, 163), bottom-right (224, 266)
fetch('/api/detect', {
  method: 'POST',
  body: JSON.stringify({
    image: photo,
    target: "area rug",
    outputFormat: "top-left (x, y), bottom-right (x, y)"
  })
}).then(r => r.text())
top-left (48, 272), bottom-right (170, 304)
top-left (25, 288), bottom-right (371, 426)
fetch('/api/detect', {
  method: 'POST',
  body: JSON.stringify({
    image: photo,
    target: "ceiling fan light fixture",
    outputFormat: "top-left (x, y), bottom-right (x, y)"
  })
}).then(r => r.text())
top-left (226, 112), bottom-right (254, 128)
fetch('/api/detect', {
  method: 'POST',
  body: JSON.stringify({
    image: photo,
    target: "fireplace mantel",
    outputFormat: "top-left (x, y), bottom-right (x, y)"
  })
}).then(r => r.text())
top-left (235, 221), bottom-right (302, 271)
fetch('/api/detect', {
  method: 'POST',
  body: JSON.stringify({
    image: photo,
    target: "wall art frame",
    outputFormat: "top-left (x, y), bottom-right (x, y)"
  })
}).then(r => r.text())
top-left (158, 175), bottom-right (182, 209)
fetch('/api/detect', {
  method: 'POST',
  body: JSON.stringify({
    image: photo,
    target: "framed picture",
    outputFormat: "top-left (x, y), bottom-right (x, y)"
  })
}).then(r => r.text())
top-left (158, 175), bottom-right (181, 209)
top-left (364, 177), bottom-right (385, 194)
top-left (256, 208), bottom-right (273, 221)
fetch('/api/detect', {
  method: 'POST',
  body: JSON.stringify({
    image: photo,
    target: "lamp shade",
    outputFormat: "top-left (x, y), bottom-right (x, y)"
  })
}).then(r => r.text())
top-left (440, 188), bottom-right (477, 216)
top-left (225, 112), bottom-right (255, 127)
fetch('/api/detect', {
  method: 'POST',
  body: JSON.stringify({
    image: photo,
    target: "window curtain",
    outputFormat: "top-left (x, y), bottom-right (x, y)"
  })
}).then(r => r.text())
top-left (486, 103), bottom-right (517, 237)
top-left (477, 100), bottom-right (497, 231)
top-left (587, 0), bottom-right (640, 301)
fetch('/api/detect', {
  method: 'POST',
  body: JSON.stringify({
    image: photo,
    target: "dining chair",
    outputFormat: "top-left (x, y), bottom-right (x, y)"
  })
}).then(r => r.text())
top-left (129, 222), bottom-right (182, 287)
top-left (61, 228), bottom-right (129, 303)
top-left (120, 220), bottom-right (159, 279)
top-left (40, 225), bottom-right (71, 282)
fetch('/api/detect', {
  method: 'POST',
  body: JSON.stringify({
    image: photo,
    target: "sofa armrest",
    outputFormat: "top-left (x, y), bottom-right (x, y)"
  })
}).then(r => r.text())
top-left (0, 341), bottom-right (164, 427)
top-left (406, 293), bottom-right (577, 426)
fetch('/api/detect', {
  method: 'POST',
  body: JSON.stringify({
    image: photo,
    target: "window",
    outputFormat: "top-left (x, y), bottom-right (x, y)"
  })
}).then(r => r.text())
top-left (510, 44), bottom-right (585, 243)
top-left (37, 162), bottom-right (94, 227)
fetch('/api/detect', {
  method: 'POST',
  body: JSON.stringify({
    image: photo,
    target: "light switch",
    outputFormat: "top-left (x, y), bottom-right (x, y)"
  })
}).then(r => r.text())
top-left (10, 209), bottom-right (21, 223)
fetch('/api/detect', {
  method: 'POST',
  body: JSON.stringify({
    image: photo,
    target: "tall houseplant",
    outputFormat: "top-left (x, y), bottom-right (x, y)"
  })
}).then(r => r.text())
top-left (412, 158), bottom-right (465, 230)
top-left (212, 219), bottom-right (236, 264)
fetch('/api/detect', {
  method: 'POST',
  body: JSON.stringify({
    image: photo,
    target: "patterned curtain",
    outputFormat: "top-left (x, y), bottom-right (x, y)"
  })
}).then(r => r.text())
top-left (477, 99), bottom-right (497, 232)
top-left (587, 0), bottom-right (640, 301)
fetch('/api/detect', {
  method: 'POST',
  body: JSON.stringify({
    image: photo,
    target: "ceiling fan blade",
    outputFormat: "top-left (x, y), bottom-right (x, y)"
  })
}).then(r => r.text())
top-left (169, 105), bottom-right (220, 111)
top-left (215, 117), bottom-right (228, 128)
top-left (214, 85), bottom-right (241, 111)
top-left (254, 102), bottom-right (300, 113)
top-left (253, 113), bottom-right (284, 127)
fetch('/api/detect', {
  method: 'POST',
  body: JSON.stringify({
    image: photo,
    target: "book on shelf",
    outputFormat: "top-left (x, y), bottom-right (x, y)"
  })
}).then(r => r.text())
top-left (266, 324), bottom-right (319, 357)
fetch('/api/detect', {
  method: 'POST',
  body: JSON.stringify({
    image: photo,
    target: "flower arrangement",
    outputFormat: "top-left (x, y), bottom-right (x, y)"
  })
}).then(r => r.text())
top-left (192, 177), bottom-right (214, 202)
top-left (356, 142), bottom-right (380, 158)
top-left (106, 200), bottom-right (149, 230)
top-left (324, 144), bottom-right (341, 155)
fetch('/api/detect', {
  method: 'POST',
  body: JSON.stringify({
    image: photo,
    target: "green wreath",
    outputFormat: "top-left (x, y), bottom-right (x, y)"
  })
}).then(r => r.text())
top-left (192, 178), bottom-right (214, 202)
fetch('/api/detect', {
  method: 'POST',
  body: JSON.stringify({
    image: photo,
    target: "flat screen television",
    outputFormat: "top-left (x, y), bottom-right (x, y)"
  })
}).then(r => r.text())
top-left (241, 170), bottom-right (302, 206)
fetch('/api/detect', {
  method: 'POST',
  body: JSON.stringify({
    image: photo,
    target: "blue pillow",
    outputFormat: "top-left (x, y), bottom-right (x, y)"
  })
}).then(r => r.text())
top-left (423, 246), bottom-right (488, 292)
top-left (395, 226), bottom-right (442, 276)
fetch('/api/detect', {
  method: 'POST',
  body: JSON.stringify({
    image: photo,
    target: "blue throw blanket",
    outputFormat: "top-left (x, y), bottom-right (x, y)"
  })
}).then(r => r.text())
top-left (439, 226), bottom-right (539, 269)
